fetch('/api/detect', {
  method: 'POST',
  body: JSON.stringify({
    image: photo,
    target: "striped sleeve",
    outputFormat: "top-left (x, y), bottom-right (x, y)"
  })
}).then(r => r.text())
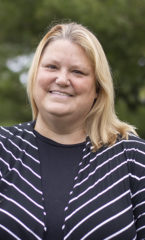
top-left (127, 135), bottom-right (145, 238)
top-left (0, 123), bottom-right (45, 239)
top-left (0, 132), bottom-right (8, 179)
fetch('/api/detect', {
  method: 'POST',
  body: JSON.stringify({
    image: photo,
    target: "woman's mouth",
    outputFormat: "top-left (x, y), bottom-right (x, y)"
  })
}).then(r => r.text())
top-left (49, 90), bottom-right (73, 97)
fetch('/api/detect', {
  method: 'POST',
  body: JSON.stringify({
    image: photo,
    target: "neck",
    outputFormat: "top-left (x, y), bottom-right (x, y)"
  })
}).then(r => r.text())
top-left (34, 114), bottom-right (86, 144)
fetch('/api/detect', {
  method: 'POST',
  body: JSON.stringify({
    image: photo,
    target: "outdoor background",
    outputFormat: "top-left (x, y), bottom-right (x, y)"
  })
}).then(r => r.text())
top-left (0, 0), bottom-right (145, 138)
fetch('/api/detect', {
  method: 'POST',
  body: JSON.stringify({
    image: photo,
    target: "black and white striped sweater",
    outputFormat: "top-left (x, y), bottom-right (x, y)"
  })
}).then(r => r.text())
top-left (0, 121), bottom-right (145, 240)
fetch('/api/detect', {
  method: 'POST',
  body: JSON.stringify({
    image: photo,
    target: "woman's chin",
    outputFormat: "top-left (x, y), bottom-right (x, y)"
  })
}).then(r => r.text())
top-left (45, 107), bottom-right (73, 118)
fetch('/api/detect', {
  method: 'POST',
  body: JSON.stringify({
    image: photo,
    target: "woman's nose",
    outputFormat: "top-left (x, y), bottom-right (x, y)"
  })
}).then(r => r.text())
top-left (55, 70), bottom-right (70, 86)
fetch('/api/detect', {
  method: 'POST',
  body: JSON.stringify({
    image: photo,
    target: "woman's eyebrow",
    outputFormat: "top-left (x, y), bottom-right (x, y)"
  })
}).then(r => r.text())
top-left (70, 64), bottom-right (90, 71)
top-left (41, 57), bottom-right (59, 63)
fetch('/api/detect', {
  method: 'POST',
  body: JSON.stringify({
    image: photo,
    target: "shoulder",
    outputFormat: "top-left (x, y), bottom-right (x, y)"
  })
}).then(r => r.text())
top-left (0, 121), bottom-right (35, 139)
top-left (110, 134), bottom-right (145, 177)
top-left (0, 121), bottom-right (36, 151)
top-left (0, 121), bottom-right (37, 168)
top-left (90, 133), bottom-right (145, 165)
top-left (113, 133), bottom-right (145, 162)
top-left (120, 133), bottom-right (145, 154)
top-left (127, 132), bottom-right (145, 145)
top-left (0, 121), bottom-right (35, 175)
top-left (92, 133), bottom-right (145, 155)
top-left (91, 134), bottom-right (145, 181)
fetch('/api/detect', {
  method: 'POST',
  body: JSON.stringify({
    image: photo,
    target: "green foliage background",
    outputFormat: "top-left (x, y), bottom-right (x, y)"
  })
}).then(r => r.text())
top-left (0, 0), bottom-right (145, 138)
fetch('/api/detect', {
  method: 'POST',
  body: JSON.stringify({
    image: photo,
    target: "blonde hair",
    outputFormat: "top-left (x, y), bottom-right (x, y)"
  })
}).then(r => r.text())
top-left (27, 22), bottom-right (137, 150)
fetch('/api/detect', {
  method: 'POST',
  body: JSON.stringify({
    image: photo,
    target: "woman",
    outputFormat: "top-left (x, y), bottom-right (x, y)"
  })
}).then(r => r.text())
top-left (0, 22), bottom-right (145, 240)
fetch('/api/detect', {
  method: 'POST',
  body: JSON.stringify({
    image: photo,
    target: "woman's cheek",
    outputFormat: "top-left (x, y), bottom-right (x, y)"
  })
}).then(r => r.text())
top-left (36, 72), bottom-right (50, 90)
top-left (72, 82), bottom-right (87, 95)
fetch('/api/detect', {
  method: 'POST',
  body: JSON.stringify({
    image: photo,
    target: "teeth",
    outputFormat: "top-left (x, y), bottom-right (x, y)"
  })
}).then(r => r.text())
top-left (50, 91), bottom-right (71, 96)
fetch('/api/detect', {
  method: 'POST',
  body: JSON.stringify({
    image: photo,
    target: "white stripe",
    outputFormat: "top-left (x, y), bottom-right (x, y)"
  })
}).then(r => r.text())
top-left (132, 188), bottom-right (145, 198)
top-left (64, 190), bottom-right (130, 239)
top-left (24, 129), bottom-right (36, 136)
top-left (127, 159), bottom-right (145, 168)
top-left (0, 157), bottom-right (12, 168)
top-left (132, 235), bottom-right (137, 240)
top-left (79, 146), bottom-right (145, 179)
top-left (0, 209), bottom-right (42, 240)
top-left (78, 148), bottom-right (145, 187)
top-left (76, 149), bottom-right (127, 187)
top-left (1, 178), bottom-right (44, 209)
top-left (0, 193), bottom-right (44, 226)
top-left (104, 220), bottom-right (135, 240)
top-left (0, 224), bottom-right (21, 240)
top-left (133, 201), bottom-right (145, 211)
top-left (16, 135), bottom-right (38, 149)
top-left (90, 147), bottom-right (143, 165)
top-left (8, 165), bottom-right (42, 194)
top-left (89, 140), bottom-right (145, 165)
top-left (129, 133), bottom-right (142, 140)
top-left (14, 126), bottom-right (23, 131)
top-left (0, 127), bottom-right (13, 135)
top-left (79, 164), bottom-right (90, 173)
top-left (136, 225), bottom-right (145, 232)
top-left (0, 134), bottom-right (6, 139)
top-left (79, 162), bottom-right (82, 166)
top-left (0, 140), bottom-right (39, 165)
top-left (0, 155), bottom-right (40, 181)
top-left (8, 138), bottom-right (40, 164)
top-left (0, 146), bottom-right (39, 178)
top-left (80, 205), bottom-right (132, 240)
top-left (129, 173), bottom-right (145, 181)
top-left (14, 126), bottom-right (36, 137)
top-left (83, 152), bottom-right (91, 159)
top-left (65, 174), bottom-right (129, 221)
top-left (136, 212), bottom-right (145, 221)
top-left (0, 156), bottom-right (42, 194)
top-left (86, 141), bottom-right (91, 146)
top-left (69, 161), bottom-right (126, 204)
top-left (133, 148), bottom-right (145, 156)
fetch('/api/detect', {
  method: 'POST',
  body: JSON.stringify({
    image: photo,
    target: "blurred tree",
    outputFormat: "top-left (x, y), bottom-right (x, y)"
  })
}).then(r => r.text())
top-left (0, 0), bottom-right (145, 137)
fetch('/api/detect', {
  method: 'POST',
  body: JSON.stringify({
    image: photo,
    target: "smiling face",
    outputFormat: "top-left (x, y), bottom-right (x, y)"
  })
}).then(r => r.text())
top-left (33, 39), bottom-right (97, 126)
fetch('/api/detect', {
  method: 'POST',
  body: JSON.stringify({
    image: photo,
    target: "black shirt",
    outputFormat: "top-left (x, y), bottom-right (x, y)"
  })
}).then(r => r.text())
top-left (34, 130), bottom-right (85, 240)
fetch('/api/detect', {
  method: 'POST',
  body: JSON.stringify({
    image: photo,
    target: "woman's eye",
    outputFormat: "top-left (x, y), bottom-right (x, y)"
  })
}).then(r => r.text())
top-left (47, 64), bottom-right (57, 69)
top-left (73, 70), bottom-right (84, 75)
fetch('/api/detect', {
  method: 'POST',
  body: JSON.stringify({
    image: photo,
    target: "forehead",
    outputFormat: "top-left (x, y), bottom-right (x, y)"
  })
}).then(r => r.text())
top-left (44, 39), bottom-right (82, 51)
top-left (41, 39), bottom-right (91, 63)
